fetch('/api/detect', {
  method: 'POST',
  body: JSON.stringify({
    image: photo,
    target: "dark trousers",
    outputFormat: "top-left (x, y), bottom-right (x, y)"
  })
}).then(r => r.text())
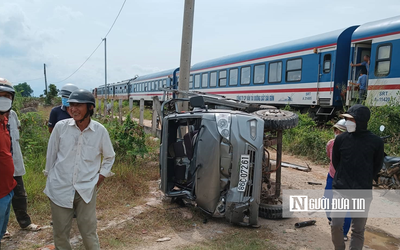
top-left (12, 176), bottom-right (32, 228)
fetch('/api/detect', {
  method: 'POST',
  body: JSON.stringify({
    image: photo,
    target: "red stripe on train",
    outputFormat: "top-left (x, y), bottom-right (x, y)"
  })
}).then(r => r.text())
top-left (368, 84), bottom-right (400, 90)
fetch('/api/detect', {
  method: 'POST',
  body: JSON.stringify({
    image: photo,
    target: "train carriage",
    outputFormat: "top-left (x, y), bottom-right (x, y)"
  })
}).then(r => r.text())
top-left (129, 68), bottom-right (178, 102)
top-left (189, 26), bottom-right (358, 116)
top-left (95, 15), bottom-right (400, 117)
top-left (346, 16), bottom-right (400, 106)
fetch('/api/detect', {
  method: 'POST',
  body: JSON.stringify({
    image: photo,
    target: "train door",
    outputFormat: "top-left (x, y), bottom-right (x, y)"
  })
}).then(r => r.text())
top-left (348, 42), bottom-right (371, 104)
top-left (316, 49), bottom-right (335, 115)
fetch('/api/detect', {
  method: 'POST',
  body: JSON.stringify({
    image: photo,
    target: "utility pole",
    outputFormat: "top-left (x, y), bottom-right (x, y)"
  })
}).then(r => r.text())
top-left (103, 38), bottom-right (108, 100)
top-left (44, 63), bottom-right (48, 95)
top-left (178, 0), bottom-right (195, 111)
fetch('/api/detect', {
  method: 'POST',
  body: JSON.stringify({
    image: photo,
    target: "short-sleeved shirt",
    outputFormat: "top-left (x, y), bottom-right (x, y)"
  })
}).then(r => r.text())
top-left (0, 116), bottom-right (17, 198)
top-left (357, 74), bottom-right (368, 90)
top-left (48, 105), bottom-right (71, 128)
top-left (326, 139), bottom-right (336, 178)
top-left (361, 61), bottom-right (369, 73)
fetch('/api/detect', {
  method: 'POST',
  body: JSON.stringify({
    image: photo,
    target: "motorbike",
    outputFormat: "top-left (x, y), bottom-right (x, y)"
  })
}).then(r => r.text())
top-left (374, 125), bottom-right (400, 189)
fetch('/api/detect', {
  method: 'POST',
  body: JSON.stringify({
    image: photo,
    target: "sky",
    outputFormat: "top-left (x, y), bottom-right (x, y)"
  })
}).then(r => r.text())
top-left (1, 0), bottom-right (399, 96)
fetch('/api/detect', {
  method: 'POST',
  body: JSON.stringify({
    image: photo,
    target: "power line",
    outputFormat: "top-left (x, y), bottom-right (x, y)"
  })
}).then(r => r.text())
top-left (51, 0), bottom-right (127, 84)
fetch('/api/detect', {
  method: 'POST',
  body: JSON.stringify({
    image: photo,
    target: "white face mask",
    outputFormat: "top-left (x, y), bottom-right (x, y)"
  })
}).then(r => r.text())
top-left (345, 120), bottom-right (356, 133)
top-left (0, 96), bottom-right (12, 112)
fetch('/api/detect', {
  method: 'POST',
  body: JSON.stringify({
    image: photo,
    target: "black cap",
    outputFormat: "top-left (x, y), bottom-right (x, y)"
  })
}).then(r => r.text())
top-left (68, 89), bottom-right (96, 107)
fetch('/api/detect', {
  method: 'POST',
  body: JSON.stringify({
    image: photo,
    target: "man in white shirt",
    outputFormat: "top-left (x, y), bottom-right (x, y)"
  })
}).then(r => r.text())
top-left (5, 110), bottom-right (41, 235)
top-left (44, 89), bottom-right (115, 250)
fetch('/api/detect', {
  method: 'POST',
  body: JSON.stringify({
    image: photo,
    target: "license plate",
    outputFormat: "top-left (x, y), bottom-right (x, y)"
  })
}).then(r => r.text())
top-left (237, 155), bottom-right (250, 192)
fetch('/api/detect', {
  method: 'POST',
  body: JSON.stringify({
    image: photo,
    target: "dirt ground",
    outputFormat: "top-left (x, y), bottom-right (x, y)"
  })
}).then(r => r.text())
top-left (2, 153), bottom-right (400, 250)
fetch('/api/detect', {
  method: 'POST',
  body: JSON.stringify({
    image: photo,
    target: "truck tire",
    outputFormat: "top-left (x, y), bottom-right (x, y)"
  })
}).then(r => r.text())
top-left (253, 109), bottom-right (299, 130)
top-left (258, 203), bottom-right (283, 219)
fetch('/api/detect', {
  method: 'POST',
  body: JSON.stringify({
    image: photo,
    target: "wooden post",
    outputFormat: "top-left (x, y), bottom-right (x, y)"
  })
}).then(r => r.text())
top-left (119, 99), bottom-right (123, 124)
top-left (104, 99), bottom-right (107, 117)
top-left (152, 102), bottom-right (157, 136)
top-left (152, 96), bottom-right (162, 128)
top-left (98, 99), bottom-right (102, 117)
top-left (139, 98), bottom-right (144, 126)
top-left (129, 98), bottom-right (133, 120)
top-left (111, 99), bottom-right (114, 118)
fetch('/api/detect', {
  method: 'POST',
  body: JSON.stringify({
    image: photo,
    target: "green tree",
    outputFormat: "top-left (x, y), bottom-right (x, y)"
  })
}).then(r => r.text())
top-left (45, 84), bottom-right (59, 105)
top-left (14, 82), bottom-right (34, 97)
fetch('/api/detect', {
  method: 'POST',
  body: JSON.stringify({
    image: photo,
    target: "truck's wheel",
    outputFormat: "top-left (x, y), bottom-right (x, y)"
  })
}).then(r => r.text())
top-left (258, 203), bottom-right (283, 219)
top-left (253, 109), bottom-right (299, 130)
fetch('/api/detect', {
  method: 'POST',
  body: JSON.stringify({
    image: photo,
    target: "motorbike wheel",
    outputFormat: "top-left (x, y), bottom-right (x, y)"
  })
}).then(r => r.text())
top-left (253, 109), bottom-right (299, 130)
top-left (258, 203), bottom-right (283, 219)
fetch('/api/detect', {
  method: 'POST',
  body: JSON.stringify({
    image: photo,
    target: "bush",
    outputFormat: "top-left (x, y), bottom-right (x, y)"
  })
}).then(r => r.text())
top-left (103, 115), bottom-right (148, 162)
top-left (368, 98), bottom-right (400, 156)
top-left (283, 113), bottom-right (332, 164)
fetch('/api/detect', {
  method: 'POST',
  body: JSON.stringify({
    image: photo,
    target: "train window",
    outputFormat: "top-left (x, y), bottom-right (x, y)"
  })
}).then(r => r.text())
top-left (189, 75), bottom-right (193, 89)
top-left (286, 58), bottom-right (302, 82)
top-left (210, 71), bottom-right (217, 87)
top-left (269, 61), bottom-right (282, 83)
top-left (229, 68), bottom-right (238, 86)
top-left (202, 73), bottom-right (208, 88)
top-left (194, 74), bottom-right (201, 88)
top-left (375, 44), bottom-right (391, 77)
top-left (323, 54), bottom-right (331, 73)
top-left (219, 70), bottom-right (227, 87)
top-left (254, 64), bottom-right (265, 84)
top-left (163, 79), bottom-right (167, 87)
top-left (241, 66), bottom-right (251, 85)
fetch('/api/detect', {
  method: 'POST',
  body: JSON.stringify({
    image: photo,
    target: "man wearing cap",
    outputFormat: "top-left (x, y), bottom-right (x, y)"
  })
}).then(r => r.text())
top-left (330, 104), bottom-right (384, 250)
top-left (44, 89), bottom-right (115, 249)
top-left (48, 83), bottom-right (79, 133)
top-left (0, 78), bottom-right (17, 243)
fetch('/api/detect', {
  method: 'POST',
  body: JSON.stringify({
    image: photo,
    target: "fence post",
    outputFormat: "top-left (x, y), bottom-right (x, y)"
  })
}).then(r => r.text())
top-left (129, 97), bottom-right (133, 120)
top-left (119, 99), bottom-right (123, 124)
top-left (152, 101), bottom-right (157, 136)
top-left (104, 99), bottom-right (107, 117)
top-left (111, 99), bottom-right (114, 119)
top-left (98, 99), bottom-right (101, 117)
top-left (152, 96), bottom-right (162, 128)
top-left (139, 98), bottom-right (144, 126)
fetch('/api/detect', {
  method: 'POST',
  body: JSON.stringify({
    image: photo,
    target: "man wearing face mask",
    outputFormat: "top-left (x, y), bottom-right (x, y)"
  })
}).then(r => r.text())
top-left (0, 78), bottom-right (17, 244)
top-left (48, 83), bottom-right (79, 133)
top-left (330, 104), bottom-right (384, 250)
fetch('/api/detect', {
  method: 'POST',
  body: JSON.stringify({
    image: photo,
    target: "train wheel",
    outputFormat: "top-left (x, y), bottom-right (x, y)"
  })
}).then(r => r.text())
top-left (253, 109), bottom-right (299, 130)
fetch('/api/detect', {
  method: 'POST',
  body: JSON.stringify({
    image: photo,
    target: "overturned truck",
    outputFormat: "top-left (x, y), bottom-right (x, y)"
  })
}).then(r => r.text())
top-left (159, 93), bottom-right (298, 226)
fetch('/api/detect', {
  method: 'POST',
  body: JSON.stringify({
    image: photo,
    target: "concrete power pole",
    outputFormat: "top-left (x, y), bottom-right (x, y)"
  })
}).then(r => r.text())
top-left (103, 38), bottom-right (108, 101)
top-left (44, 63), bottom-right (48, 95)
top-left (178, 0), bottom-right (195, 111)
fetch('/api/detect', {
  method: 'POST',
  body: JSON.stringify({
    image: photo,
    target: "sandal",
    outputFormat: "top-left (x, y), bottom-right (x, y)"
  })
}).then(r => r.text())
top-left (22, 223), bottom-right (41, 231)
top-left (3, 230), bottom-right (11, 239)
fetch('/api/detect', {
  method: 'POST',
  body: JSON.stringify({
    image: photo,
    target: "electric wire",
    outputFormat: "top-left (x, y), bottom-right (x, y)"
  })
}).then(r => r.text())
top-left (51, 0), bottom-right (127, 84)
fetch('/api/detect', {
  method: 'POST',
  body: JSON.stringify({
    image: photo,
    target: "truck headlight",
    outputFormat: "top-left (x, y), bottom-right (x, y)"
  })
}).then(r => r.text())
top-left (249, 119), bottom-right (257, 140)
top-left (215, 113), bottom-right (231, 140)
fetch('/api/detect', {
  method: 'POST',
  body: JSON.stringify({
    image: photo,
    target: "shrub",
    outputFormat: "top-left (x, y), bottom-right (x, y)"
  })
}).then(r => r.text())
top-left (103, 115), bottom-right (148, 162)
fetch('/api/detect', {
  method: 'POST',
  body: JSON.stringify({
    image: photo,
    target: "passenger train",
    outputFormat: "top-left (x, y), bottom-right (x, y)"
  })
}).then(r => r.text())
top-left (94, 16), bottom-right (400, 116)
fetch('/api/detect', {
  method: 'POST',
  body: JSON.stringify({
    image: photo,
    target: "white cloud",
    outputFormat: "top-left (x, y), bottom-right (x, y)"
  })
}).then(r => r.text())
top-left (50, 5), bottom-right (83, 23)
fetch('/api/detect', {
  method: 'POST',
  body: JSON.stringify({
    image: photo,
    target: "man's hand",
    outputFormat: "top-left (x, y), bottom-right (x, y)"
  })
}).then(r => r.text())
top-left (97, 174), bottom-right (106, 187)
top-left (350, 62), bottom-right (354, 67)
